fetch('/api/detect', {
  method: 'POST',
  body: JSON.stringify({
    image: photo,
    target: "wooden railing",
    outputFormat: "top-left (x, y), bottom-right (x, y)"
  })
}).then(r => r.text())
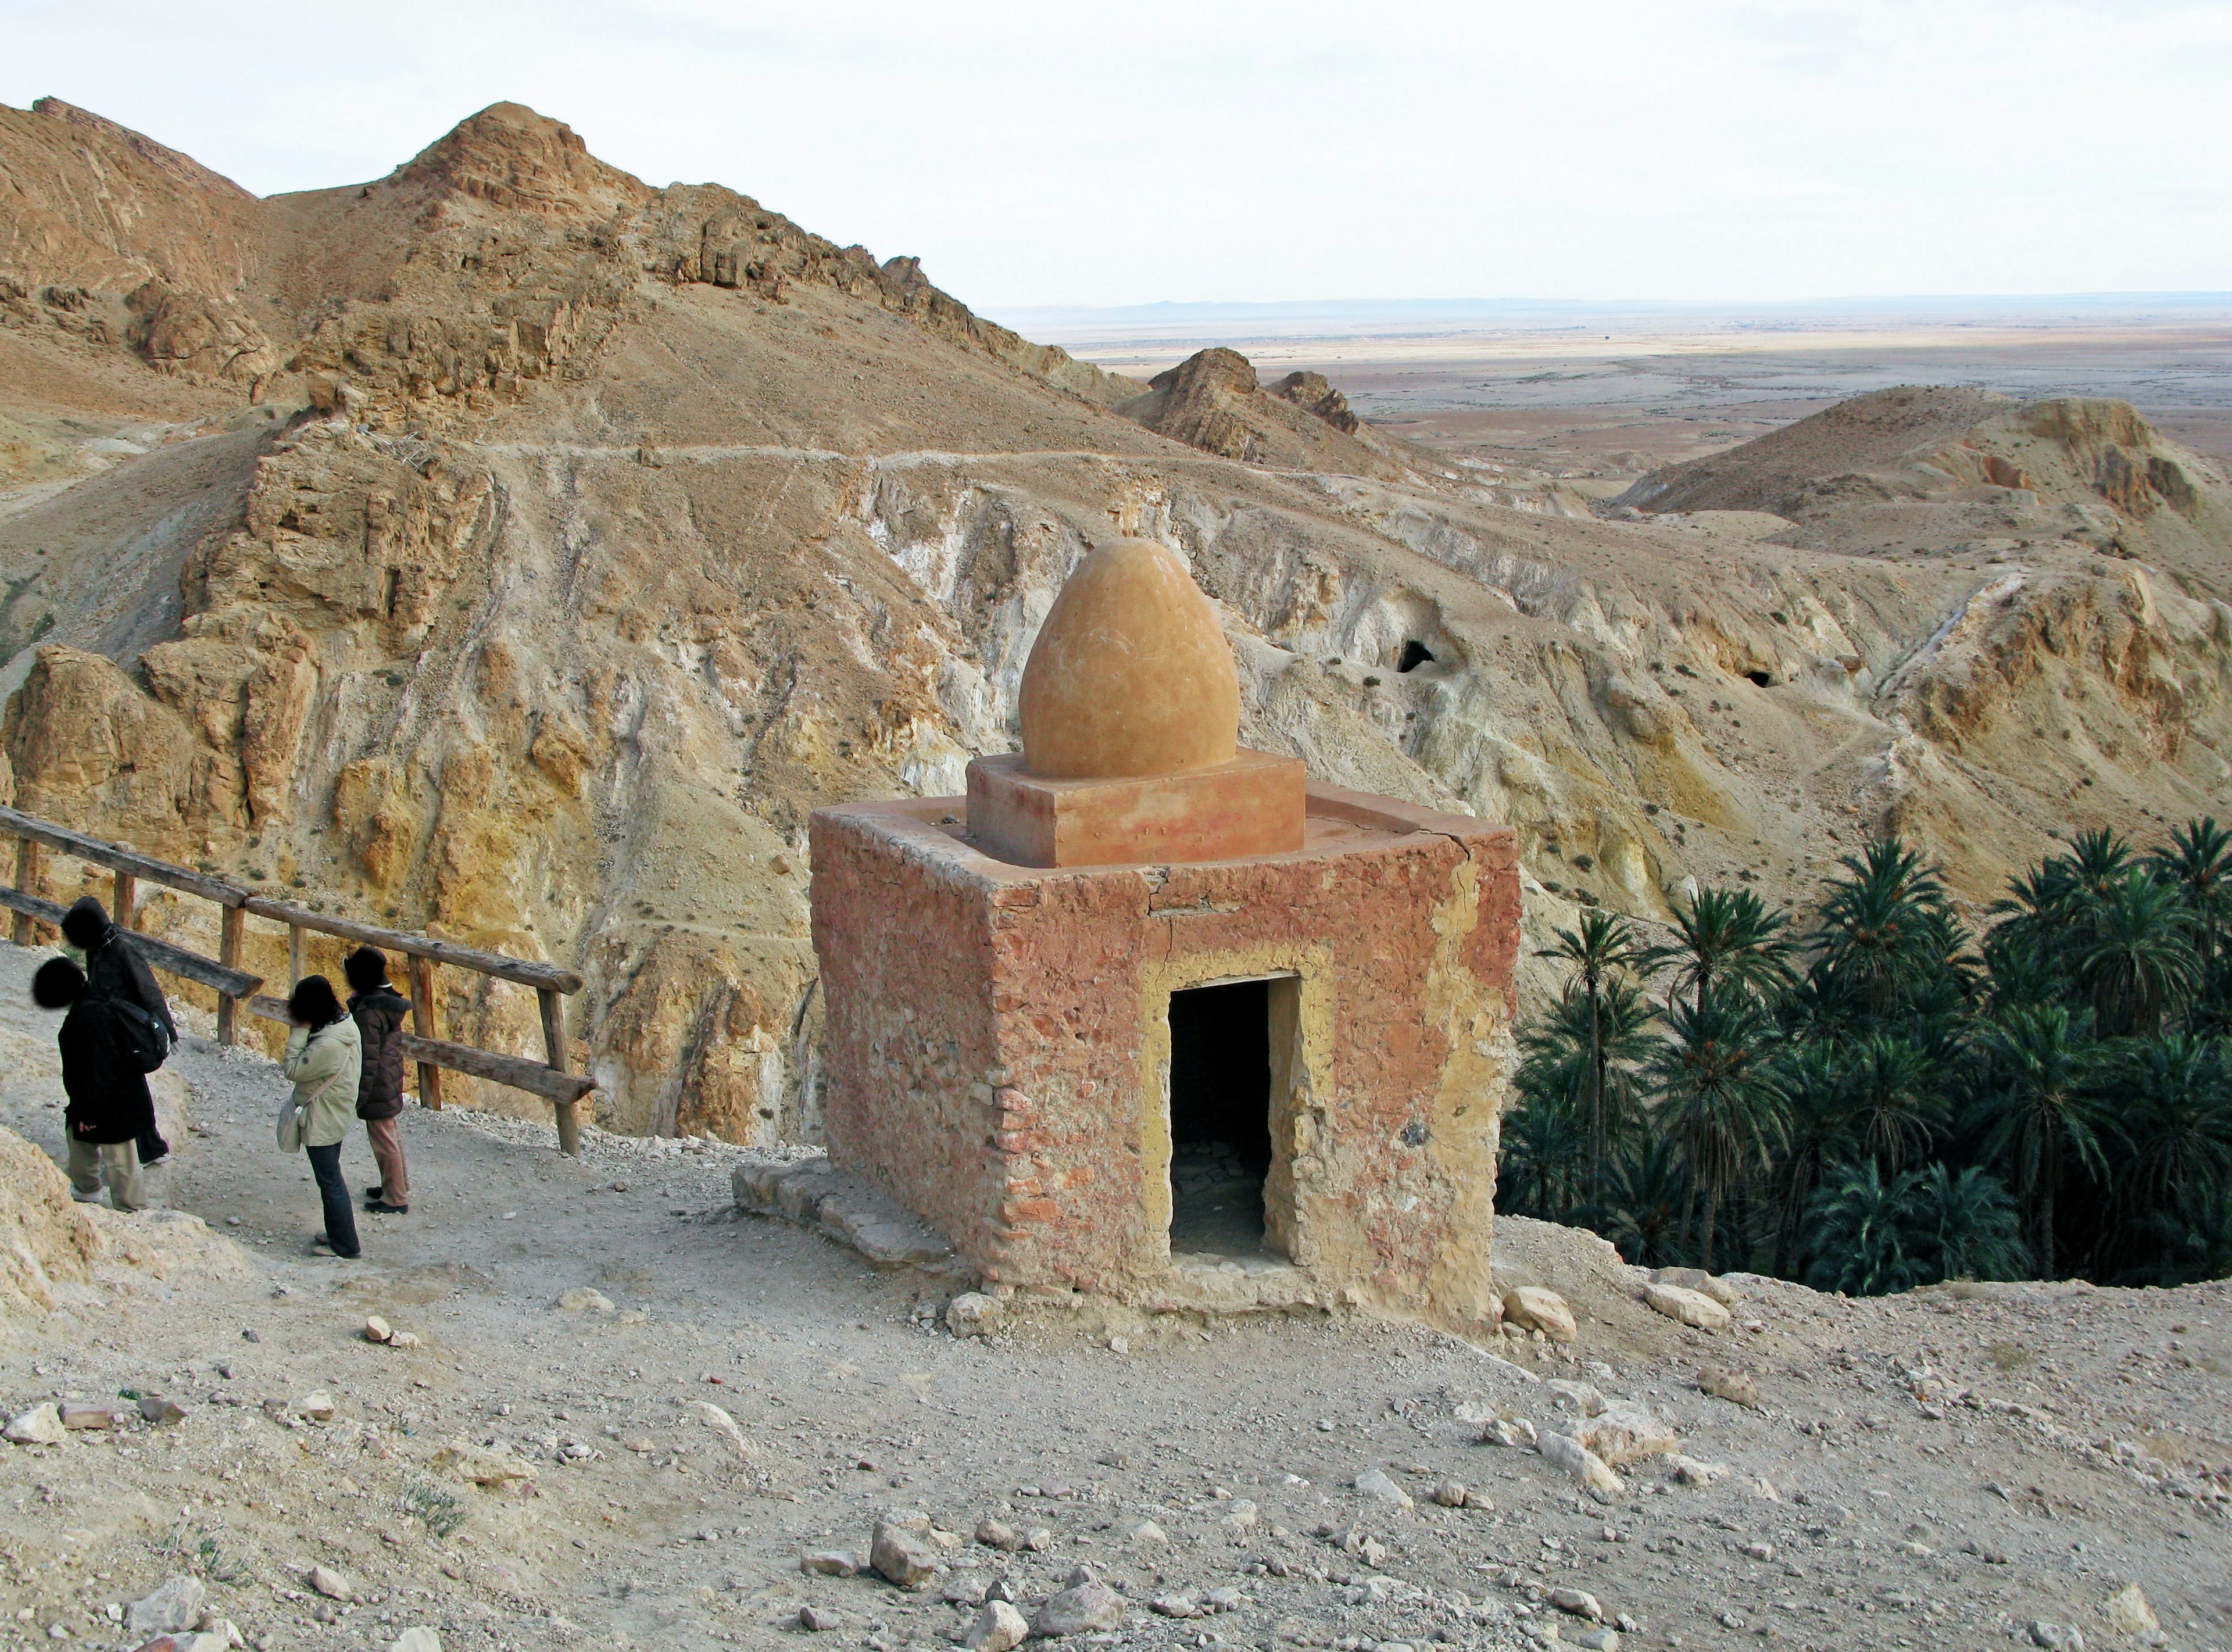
top-left (0, 804), bottom-right (595, 1154)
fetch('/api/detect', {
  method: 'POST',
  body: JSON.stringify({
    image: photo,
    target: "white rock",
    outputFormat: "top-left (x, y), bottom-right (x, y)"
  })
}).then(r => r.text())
top-left (1150, 1594), bottom-right (1200, 1618)
top-left (945, 1292), bottom-right (1002, 1336)
top-left (1433, 1480), bottom-right (1469, 1507)
top-left (363, 1315), bottom-right (393, 1343)
top-left (1355, 1468), bottom-right (1414, 1508)
top-left (1538, 1431), bottom-right (1625, 1498)
top-left (1569, 1628), bottom-right (1622, 1651)
top-left (428, 1439), bottom-right (538, 1486)
top-left (1643, 1282), bottom-right (1730, 1331)
top-left (2030, 1622), bottom-right (2087, 1651)
top-left (800, 1550), bottom-right (863, 1576)
top-left (1222, 1497), bottom-right (1259, 1529)
top-left (309, 1564), bottom-right (353, 1600)
top-left (965, 1599), bottom-right (1029, 1652)
top-left (1033, 1581), bottom-right (1124, 1636)
top-left (1550, 1586), bottom-right (1604, 1620)
top-left (555, 1287), bottom-right (614, 1313)
top-left (1129, 1519), bottom-right (1169, 1544)
top-left (2101, 1585), bottom-right (2158, 1635)
top-left (291, 1390), bottom-right (337, 1422)
top-left (126, 1576), bottom-right (206, 1636)
top-left (2, 1404), bottom-right (64, 1446)
top-left (1502, 1286), bottom-right (1578, 1342)
top-left (1547, 1379), bottom-right (1607, 1415)
top-left (389, 1632), bottom-right (443, 1652)
top-left (1666, 1454), bottom-right (1726, 1487)
top-left (1652, 1267), bottom-right (1739, 1306)
top-left (1484, 1416), bottom-right (1537, 1448)
top-left (1575, 1400), bottom-right (1680, 1467)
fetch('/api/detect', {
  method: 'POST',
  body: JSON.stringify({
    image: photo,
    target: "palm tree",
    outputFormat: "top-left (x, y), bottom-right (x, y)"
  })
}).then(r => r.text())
top-left (1767, 1043), bottom-right (1857, 1273)
top-left (2111, 1034), bottom-right (2232, 1221)
top-left (1970, 1004), bottom-right (2111, 1275)
top-left (1539, 909), bottom-right (1652, 1208)
top-left (1811, 838), bottom-right (1962, 1017)
top-left (2063, 827), bottom-right (2136, 905)
top-left (1650, 983), bottom-right (1789, 1272)
top-left (1600, 1135), bottom-right (1690, 1268)
top-left (1647, 888), bottom-right (1797, 1020)
top-left (1905, 1163), bottom-right (2029, 1282)
top-left (2077, 871), bottom-right (2201, 1038)
top-left (1838, 1033), bottom-right (1947, 1174)
top-left (1802, 1163), bottom-right (1927, 1296)
top-left (2116, 1185), bottom-right (2232, 1286)
top-left (2148, 816), bottom-right (2232, 967)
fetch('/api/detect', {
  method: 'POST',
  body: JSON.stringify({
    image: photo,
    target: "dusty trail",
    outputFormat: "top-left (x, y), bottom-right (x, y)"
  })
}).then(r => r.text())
top-left (0, 937), bottom-right (2226, 1652)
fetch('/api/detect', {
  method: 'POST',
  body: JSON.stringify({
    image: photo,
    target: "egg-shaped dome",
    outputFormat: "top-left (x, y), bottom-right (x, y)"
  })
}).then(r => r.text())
top-left (1018, 538), bottom-right (1240, 779)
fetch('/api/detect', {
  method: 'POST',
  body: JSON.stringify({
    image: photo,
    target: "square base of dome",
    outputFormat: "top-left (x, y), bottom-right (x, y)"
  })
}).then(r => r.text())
top-left (964, 749), bottom-right (1306, 868)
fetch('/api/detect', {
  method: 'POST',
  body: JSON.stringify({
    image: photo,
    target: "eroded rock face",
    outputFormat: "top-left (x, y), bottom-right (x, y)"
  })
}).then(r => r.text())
top-left (3, 98), bottom-right (2228, 1146)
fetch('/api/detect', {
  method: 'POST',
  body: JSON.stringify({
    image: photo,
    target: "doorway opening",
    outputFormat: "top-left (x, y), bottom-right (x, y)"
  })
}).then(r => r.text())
top-left (1167, 978), bottom-right (1275, 1257)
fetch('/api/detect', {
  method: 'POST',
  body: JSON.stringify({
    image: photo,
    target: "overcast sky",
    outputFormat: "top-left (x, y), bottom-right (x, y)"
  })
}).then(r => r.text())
top-left (5, 1), bottom-right (2226, 309)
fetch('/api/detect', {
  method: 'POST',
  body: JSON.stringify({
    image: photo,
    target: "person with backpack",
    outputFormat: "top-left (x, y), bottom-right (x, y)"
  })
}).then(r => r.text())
top-left (281, 975), bottom-right (363, 1259)
top-left (31, 957), bottom-right (154, 1210)
top-left (60, 896), bottom-right (174, 1167)
top-left (344, 946), bottom-right (413, 1214)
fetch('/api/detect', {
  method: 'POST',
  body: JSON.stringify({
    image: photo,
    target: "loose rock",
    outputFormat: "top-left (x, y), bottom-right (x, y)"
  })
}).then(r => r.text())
top-left (1502, 1286), bottom-right (1578, 1343)
top-left (1538, 1431), bottom-right (1625, 1498)
top-left (1643, 1282), bottom-right (1730, 1331)
top-left (138, 1395), bottom-right (187, 1425)
top-left (1483, 1417), bottom-right (1537, 1448)
top-left (555, 1287), bottom-right (614, 1313)
top-left (364, 1315), bottom-right (394, 1343)
top-left (1575, 1400), bottom-right (1679, 1467)
top-left (1355, 1468), bottom-right (1414, 1508)
top-left (388, 1632), bottom-right (442, 1652)
top-left (800, 1550), bottom-right (862, 1577)
top-left (1550, 1586), bottom-right (1604, 1621)
top-left (2101, 1585), bottom-right (2158, 1635)
top-left (289, 1390), bottom-right (336, 1422)
top-left (58, 1402), bottom-right (112, 1431)
top-left (964, 1599), bottom-right (1029, 1652)
top-left (1033, 1580), bottom-right (1124, 1637)
top-left (798, 1604), bottom-right (842, 1632)
top-left (1696, 1363), bottom-right (1761, 1407)
top-left (975, 1517), bottom-right (1021, 1550)
top-left (1432, 1479), bottom-right (1469, 1508)
top-left (870, 1519), bottom-right (940, 1587)
top-left (309, 1564), bottom-right (353, 1600)
top-left (3, 1404), bottom-right (64, 1445)
top-left (126, 1576), bottom-right (206, 1636)
top-left (945, 1292), bottom-right (1001, 1336)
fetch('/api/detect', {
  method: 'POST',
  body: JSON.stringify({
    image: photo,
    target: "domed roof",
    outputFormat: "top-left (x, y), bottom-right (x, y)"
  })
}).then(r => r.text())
top-left (1018, 538), bottom-right (1240, 780)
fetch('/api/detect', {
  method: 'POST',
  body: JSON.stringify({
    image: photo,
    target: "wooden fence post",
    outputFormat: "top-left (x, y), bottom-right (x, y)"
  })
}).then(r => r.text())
top-left (288, 922), bottom-right (305, 988)
top-left (408, 955), bottom-right (443, 1110)
top-left (113, 870), bottom-right (138, 931)
top-left (10, 838), bottom-right (40, 946)
top-left (539, 987), bottom-right (579, 1154)
top-left (216, 905), bottom-right (245, 1045)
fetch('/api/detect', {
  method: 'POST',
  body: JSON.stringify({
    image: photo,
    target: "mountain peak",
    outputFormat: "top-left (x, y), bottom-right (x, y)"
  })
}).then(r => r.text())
top-left (392, 101), bottom-right (645, 214)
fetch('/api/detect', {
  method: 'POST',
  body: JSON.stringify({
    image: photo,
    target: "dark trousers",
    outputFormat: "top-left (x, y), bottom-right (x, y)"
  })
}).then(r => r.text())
top-left (305, 1143), bottom-right (362, 1257)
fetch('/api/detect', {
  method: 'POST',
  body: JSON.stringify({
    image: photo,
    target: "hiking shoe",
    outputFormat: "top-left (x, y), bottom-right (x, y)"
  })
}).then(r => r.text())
top-left (365, 1200), bottom-right (410, 1215)
top-left (308, 1237), bottom-right (360, 1260)
top-left (363, 1185), bottom-right (384, 1202)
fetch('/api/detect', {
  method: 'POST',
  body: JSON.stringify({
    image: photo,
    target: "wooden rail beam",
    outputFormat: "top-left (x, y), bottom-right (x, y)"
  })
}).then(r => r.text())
top-left (0, 805), bottom-right (246, 908)
top-left (0, 888), bottom-right (262, 997)
top-left (238, 894), bottom-right (582, 992)
top-left (246, 996), bottom-right (597, 1103)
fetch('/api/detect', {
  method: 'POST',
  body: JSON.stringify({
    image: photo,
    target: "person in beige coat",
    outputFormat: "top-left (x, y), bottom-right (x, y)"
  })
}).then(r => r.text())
top-left (282, 976), bottom-right (363, 1258)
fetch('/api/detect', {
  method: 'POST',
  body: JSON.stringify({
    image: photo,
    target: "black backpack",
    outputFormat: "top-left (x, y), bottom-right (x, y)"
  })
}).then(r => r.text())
top-left (101, 996), bottom-right (171, 1075)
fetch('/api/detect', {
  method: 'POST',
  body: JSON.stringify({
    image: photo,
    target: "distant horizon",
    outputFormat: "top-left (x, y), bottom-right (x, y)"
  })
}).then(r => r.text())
top-left (993, 291), bottom-right (2232, 328)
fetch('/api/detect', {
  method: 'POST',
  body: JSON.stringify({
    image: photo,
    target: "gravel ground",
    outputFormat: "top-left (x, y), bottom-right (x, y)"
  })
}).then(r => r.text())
top-left (0, 941), bottom-right (2226, 1652)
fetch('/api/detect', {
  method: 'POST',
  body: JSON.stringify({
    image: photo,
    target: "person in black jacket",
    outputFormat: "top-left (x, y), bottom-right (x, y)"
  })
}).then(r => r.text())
top-left (32, 957), bottom-right (153, 1210)
top-left (61, 895), bottom-right (174, 1166)
top-left (345, 946), bottom-right (414, 1214)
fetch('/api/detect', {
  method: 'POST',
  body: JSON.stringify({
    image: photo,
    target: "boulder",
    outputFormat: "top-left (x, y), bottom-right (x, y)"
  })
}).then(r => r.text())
top-left (1575, 1400), bottom-right (1679, 1467)
top-left (1697, 1363), bottom-right (1761, 1407)
top-left (1643, 1281), bottom-right (1730, 1330)
top-left (1354, 1468), bottom-right (1414, 1508)
top-left (126, 1576), bottom-right (206, 1636)
top-left (3, 1403), bottom-right (65, 1446)
top-left (1537, 1431), bottom-right (1624, 1497)
top-left (1033, 1580), bottom-right (1124, 1636)
top-left (1652, 1267), bottom-right (1739, 1306)
top-left (2101, 1584), bottom-right (2158, 1635)
top-left (964, 1599), bottom-right (1029, 1652)
top-left (1501, 1286), bottom-right (1578, 1343)
top-left (945, 1292), bottom-right (1002, 1336)
top-left (870, 1519), bottom-right (940, 1587)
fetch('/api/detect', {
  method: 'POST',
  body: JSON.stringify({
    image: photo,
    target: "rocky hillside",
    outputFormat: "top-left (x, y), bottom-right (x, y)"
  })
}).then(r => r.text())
top-left (2, 98), bottom-right (2229, 1144)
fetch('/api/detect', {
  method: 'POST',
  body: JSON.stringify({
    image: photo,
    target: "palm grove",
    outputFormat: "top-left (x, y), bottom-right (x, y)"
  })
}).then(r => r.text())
top-left (1497, 821), bottom-right (2232, 1294)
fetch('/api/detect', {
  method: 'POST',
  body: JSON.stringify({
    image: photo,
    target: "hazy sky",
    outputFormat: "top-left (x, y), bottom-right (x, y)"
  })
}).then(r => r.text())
top-left (5, 1), bottom-right (2226, 309)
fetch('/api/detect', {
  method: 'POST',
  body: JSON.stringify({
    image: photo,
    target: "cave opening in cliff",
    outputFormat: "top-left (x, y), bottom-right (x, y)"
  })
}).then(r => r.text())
top-left (1744, 669), bottom-right (1773, 687)
top-left (1397, 639), bottom-right (1436, 673)
top-left (1167, 978), bottom-right (1282, 1256)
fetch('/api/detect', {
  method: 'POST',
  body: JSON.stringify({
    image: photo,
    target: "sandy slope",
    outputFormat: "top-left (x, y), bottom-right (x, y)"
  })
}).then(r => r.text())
top-left (0, 942), bottom-right (2226, 1652)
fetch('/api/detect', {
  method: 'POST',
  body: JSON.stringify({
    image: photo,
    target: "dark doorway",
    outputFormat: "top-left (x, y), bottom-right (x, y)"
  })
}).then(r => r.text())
top-left (1167, 979), bottom-right (1273, 1256)
top-left (1397, 639), bottom-right (1437, 673)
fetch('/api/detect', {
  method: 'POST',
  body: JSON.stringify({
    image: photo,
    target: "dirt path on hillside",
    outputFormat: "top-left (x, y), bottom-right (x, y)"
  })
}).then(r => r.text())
top-left (0, 941), bottom-right (2226, 1652)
